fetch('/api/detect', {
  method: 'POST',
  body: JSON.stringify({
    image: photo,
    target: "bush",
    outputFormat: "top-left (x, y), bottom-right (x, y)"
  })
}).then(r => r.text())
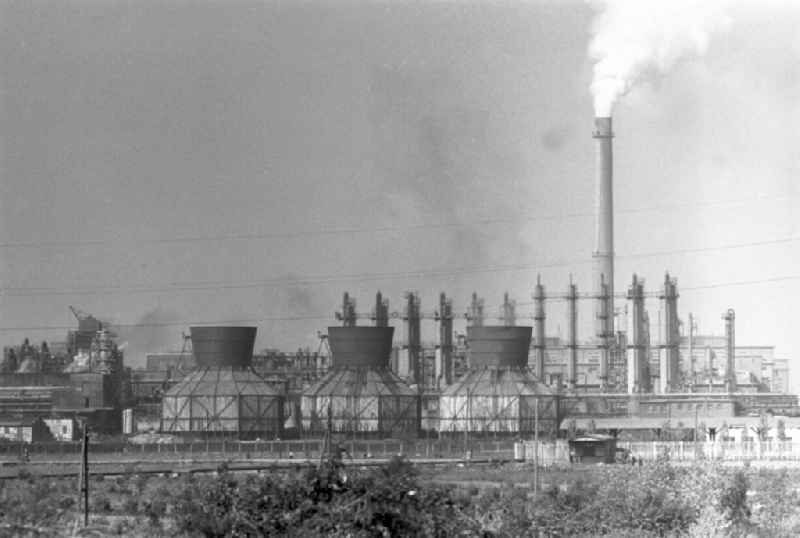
top-left (172, 458), bottom-right (480, 537)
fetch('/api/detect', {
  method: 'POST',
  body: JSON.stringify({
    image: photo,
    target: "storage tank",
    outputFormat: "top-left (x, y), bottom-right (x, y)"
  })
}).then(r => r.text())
top-left (439, 326), bottom-right (558, 436)
top-left (161, 327), bottom-right (284, 439)
top-left (301, 327), bottom-right (418, 437)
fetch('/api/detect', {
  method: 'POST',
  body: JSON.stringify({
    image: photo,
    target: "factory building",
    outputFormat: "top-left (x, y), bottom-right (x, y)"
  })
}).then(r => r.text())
top-left (439, 326), bottom-right (558, 436)
top-left (301, 326), bottom-right (418, 437)
top-left (161, 327), bottom-right (285, 439)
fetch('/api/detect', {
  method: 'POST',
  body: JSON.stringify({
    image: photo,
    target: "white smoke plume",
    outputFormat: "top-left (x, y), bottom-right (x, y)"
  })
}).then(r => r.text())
top-left (589, 0), bottom-right (732, 116)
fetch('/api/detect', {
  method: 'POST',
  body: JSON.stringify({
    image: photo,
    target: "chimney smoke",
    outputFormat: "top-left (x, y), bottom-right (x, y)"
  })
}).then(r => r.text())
top-left (588, 0), bottom-right (732, 116)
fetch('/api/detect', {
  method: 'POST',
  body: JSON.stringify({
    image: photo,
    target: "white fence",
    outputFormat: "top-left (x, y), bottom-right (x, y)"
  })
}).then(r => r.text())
top-left (619, 440), bottom-right (800, 462)
top-left (516, 440), bottom-right (570, 465)
top-left (513, 440), bottom-right (800, 464)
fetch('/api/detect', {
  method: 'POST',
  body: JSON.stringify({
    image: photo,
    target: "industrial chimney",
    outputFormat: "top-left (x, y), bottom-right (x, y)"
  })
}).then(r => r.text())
top-left (593, 117), bottom-right (614, 390)
top-left (593, 117), bottom-right (614, 328)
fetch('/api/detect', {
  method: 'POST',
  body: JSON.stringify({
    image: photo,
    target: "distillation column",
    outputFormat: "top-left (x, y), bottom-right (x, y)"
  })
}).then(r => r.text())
top-left (626, 275), bottom-right (647, 393)
top-left (405, 293), bottom-right (421, 385)
top-left (438, 292), bottom-right (453, 387)
top-left (566, 277), bottom-right (578, 391)
top-left (374, 291), bottom-right (389, 327)
top-left (659, 274), bottom-right (679, 392)
top-left (597, 275), bottom-right (611, 391)
top-left (723, 309), bottom-right (736, 392)
top-left (533, 276), bottom-right (546, 382)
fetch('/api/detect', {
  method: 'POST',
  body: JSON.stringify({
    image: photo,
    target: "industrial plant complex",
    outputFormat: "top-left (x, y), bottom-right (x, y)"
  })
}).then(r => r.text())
top-left (0, 116), bottom-right (794, 447)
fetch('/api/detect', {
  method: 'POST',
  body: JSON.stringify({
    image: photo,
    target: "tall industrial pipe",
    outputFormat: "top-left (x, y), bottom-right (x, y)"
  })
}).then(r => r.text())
top-left (659, 274), bottom-right (679, 393)
top-left (405, 292), bottom-right (421, 385)
top-left (340, 292), bottom-right (356, 327)
top-left (438, 292), bottom-right (453, 386)
top-left (593, 117), bottom-right (615, 341)
top-left (566, 277), bottom-right (578, 391)
top-left (533, 276), bottom-right (546, 381)
top-left (374, 291), bottom-right (389, 327)
top-left (598, 274), bottom-right (610, 391)
top-left (626, 274), bottom-right (647, 393)
top-left (723, 308), bottom-right (736, 392)
top-left (468, 292), bottom-right (484, 327)
top-left (502, 292), bottom-right (516, 327)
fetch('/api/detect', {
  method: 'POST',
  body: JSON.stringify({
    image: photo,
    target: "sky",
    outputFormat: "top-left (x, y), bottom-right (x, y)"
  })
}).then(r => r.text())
top-left (1, 1), bottom-right (798, 388)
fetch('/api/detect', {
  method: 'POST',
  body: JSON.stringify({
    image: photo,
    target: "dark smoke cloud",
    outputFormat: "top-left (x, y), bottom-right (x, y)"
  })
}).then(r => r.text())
top-left (367, 65), bottom-right (523, 270)
top-left (540, 125), bottom-right (572, 152)
top-left (117, 306), bottom-right (182, 368)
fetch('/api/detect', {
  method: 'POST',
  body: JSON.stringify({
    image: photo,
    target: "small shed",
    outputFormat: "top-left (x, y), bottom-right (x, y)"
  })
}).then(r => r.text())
top-left (0, 417), bottom-right (55, 444)
top-left (569, 434), bottom-right (617, 464)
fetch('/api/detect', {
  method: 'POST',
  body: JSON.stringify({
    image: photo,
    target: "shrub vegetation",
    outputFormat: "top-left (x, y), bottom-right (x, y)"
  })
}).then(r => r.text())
top-left (3, 459), bottom-right (800, 536)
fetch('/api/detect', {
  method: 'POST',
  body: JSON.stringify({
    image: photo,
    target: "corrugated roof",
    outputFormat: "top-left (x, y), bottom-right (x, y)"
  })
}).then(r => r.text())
top-left (164, 367), bottom-right (282, 397)
top-left (304, 368), bottom-right (415, 397)
top-left (442, 368), bottom-right (555, 397)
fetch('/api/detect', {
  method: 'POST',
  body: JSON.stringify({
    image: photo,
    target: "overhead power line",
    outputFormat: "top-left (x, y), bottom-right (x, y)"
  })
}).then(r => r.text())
top-left (0, 192), bottom-right (796, 249)
top-left (2, 234), bottom-right (798, 297)
top-left (0, 274), bottom-right (797, 333)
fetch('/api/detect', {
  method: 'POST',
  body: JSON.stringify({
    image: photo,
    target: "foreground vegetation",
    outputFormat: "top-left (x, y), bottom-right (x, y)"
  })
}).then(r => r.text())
top-left (1, 459), bottom-right (800, 536)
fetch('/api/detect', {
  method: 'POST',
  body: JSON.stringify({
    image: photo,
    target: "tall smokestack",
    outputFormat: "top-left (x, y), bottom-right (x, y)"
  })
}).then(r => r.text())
top-left (593, 117), bottom-right (614, 320)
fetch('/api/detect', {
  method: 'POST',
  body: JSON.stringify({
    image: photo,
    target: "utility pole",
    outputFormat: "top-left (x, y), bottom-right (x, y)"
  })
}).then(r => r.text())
top-left (534, 398), bottom-right (539, 494)
top-left (687, 313), bottom-right (696, 389)
top-left (80, 422), bottom-right (89, 527)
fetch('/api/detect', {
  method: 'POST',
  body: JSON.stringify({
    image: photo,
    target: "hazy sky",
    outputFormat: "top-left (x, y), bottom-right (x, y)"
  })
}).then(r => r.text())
top-left (1, 1), bottom-right (798, 387)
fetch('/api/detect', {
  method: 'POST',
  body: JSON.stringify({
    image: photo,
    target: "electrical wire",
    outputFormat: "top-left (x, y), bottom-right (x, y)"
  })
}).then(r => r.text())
top-left (3, 234), bottom-right (798, 297)
top-left (0, 275), bottom-right (797, 332)
top-left (0, 192), bottom-right (796, 249)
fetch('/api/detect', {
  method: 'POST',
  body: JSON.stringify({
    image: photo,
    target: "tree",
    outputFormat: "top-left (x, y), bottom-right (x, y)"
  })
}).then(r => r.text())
top-left (776, 419), bottom-right (787, 441)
